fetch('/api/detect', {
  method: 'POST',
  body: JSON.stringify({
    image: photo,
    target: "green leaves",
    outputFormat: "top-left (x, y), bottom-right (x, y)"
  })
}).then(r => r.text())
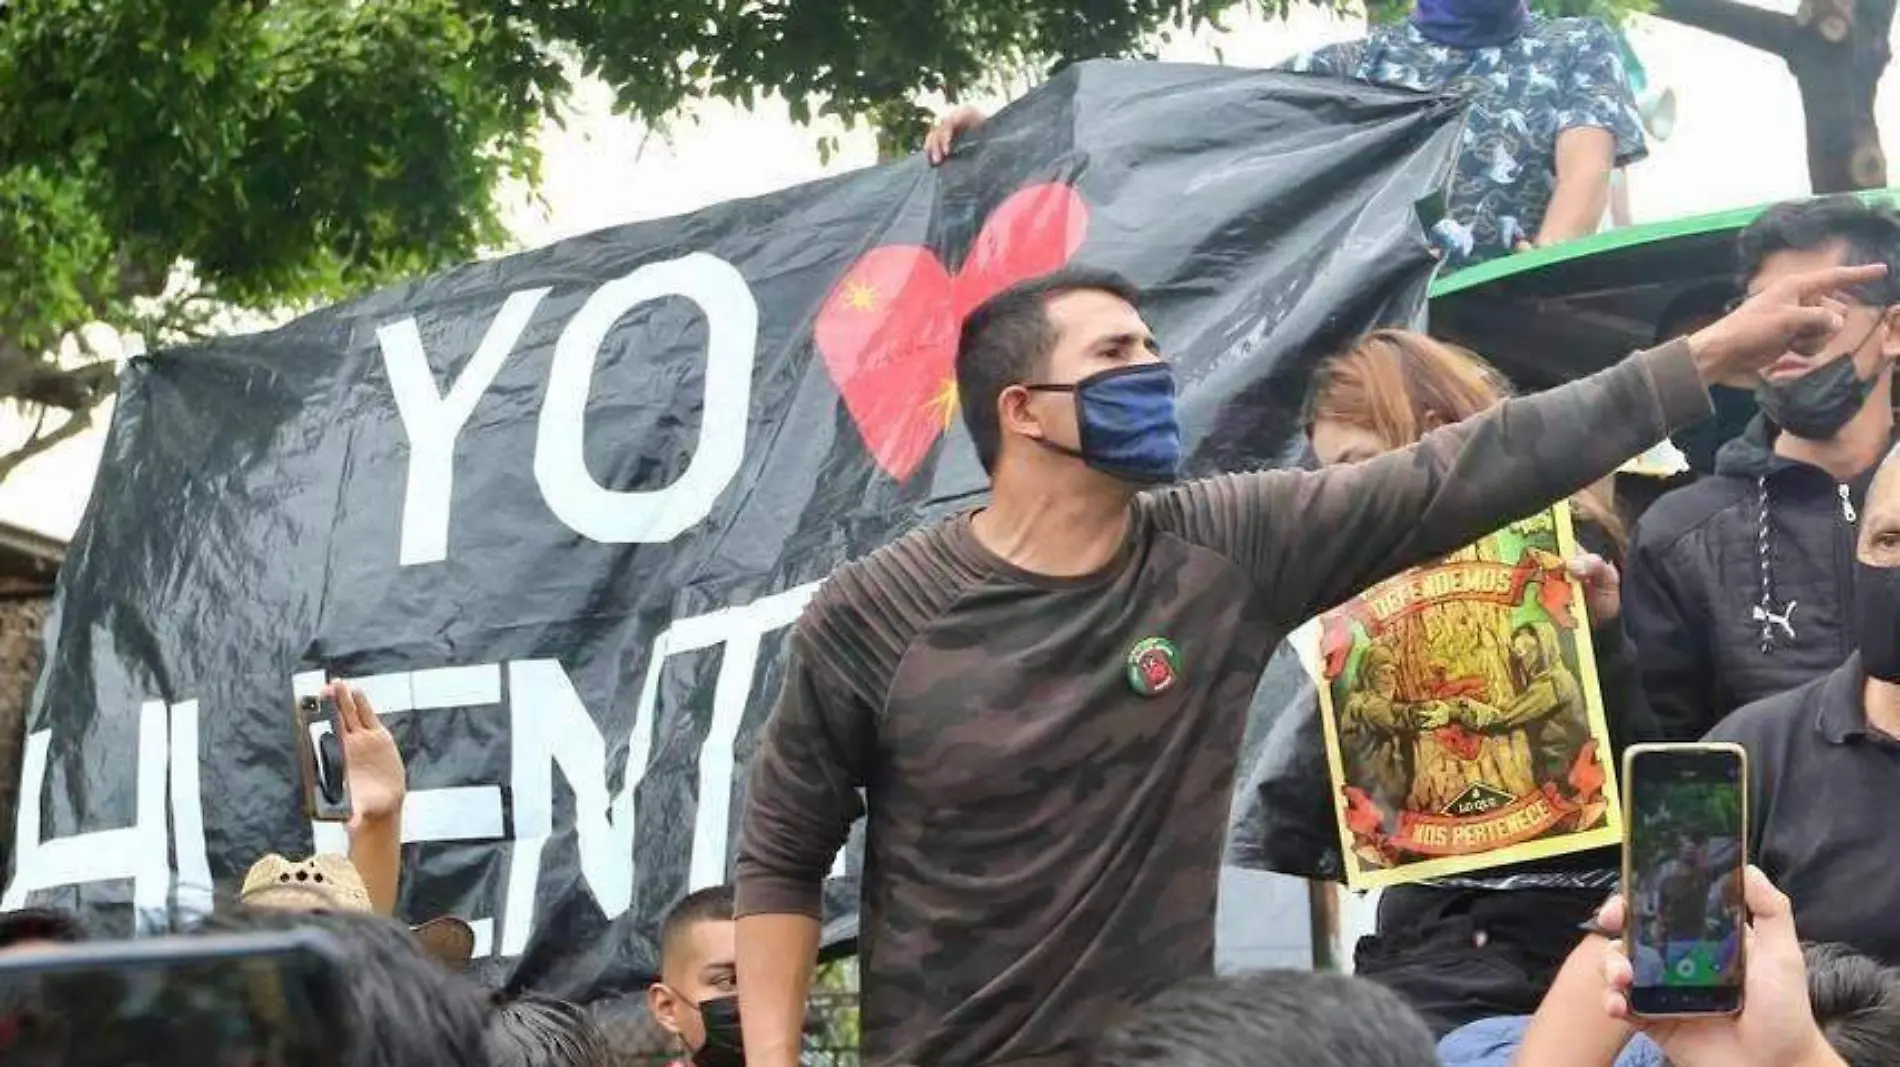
top-left (0, 0), bottom-right (1654, 475)
top-left (0, 0), bottom-right (554, 370)
top-left (0, 166), bottom-right (121, 355)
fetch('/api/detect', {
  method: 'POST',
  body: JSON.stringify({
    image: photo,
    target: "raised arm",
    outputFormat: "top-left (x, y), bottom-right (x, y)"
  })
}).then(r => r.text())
top-left (1145, 261), bottom-right (1881, 628)
top-left (335, 683), bottom-right (405, 917)
top-left (1150, 341), bottom-right (1708, 627)
top-left (1511, 932), bottom-right (1642, 1067)
top-left (1531, 18), bottom-right (1649, 250)
top-left (1534, 127), bottom-right (1617, 249)
top-left (734, 623), bottom-right (874, 1067)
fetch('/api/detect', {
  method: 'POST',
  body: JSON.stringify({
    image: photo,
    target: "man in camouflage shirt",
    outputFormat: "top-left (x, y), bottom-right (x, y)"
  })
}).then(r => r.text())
top-left (734, 261), bottom-right (1880, 1067)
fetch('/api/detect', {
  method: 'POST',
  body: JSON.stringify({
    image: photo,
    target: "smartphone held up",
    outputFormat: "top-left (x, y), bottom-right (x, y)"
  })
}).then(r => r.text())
top-left (1620, 742), bottom-right (1749, 1018)
top-left (293, 691), bottom-right (353, 824)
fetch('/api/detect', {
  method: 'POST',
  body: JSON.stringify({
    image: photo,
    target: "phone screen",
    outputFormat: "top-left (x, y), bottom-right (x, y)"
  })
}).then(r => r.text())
top-left (1624, 745), bottom-right (1746, 1016)
top-left (0, 932), bottom-right (348, 1066)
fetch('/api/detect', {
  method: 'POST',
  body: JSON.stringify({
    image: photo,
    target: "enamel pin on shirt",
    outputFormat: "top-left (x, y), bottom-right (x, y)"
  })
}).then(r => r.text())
top-left (1127, 637), bottom-right (1181, 697)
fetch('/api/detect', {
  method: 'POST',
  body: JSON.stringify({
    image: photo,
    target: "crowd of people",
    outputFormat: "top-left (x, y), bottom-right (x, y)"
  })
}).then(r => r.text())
top-left (717, 193), bottom-right (1900, 1067)
top-left (9, 0), bottom-right (1900, 1062)
top-left (0, 682), bottom-right (758, 1067)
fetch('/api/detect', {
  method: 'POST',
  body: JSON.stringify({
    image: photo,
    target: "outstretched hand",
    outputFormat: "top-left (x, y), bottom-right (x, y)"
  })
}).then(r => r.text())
top-left (332, 682), bottom-right (405, 830)
top-left (1687, 262), bottom-right (1887, 385)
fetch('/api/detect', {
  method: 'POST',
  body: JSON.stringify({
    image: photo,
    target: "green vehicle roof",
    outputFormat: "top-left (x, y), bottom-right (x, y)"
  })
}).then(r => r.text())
top-left (1427, 188), bottom-right (1900, 388)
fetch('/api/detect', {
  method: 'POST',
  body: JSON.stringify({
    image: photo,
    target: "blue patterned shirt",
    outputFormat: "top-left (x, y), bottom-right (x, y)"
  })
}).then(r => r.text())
top-left (1285, 16), bottom-right (1647, 271)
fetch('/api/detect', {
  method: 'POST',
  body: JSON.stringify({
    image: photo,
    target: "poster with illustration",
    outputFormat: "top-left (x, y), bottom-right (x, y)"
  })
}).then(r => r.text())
top-left (1310, 502), bottom-right (1623, 889)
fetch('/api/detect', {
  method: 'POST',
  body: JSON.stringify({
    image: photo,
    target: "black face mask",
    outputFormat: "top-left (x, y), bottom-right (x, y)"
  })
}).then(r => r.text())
top-left (692, 995), bottom-right (746, 1067)
top-left (1855, 559), bottom-right (1900, 683)
top-left (1754, 316), bottom-right (1886, 441)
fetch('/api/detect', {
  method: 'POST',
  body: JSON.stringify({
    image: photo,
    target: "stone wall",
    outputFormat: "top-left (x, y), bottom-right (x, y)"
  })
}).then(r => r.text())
top-left (0, 597), bottom-right (49, 881)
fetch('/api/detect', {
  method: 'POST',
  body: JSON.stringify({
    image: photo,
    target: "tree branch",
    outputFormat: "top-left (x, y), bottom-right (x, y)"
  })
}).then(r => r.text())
top-left (0, 406), bottom-right (95, 484)
top-left (8, 361), bottom-right (117, 412)
top-left (1783, 0), bottom-right (1896, 190)
top-left (1654, 0), bottom-right (1799, 57)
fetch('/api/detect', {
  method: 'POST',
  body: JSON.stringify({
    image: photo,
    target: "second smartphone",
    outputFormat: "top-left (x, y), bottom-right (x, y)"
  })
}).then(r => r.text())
top-left (1620, 742), bottom-right (1749, 1018)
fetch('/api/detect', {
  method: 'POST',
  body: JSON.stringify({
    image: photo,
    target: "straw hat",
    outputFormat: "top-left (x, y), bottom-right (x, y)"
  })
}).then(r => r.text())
top-left (240, 853), bottom-right (475, 968)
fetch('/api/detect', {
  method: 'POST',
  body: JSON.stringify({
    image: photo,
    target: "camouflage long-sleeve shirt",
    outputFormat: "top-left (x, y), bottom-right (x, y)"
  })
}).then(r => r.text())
top-left (735, 340), bottom-right (1710, 1067)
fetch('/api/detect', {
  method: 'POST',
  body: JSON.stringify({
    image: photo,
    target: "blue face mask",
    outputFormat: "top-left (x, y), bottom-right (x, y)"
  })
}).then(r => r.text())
top-left (1026, 363), bottom-right (1183, 484)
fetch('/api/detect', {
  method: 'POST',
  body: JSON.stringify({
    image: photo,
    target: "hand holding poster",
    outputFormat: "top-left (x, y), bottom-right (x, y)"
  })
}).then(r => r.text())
top-left (1311, 502), bottom-right (1623, 889)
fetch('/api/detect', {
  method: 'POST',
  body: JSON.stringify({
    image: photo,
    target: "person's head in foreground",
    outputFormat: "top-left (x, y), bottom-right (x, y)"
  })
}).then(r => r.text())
top-left (485, 989), bottom-right (614, 1067)
top-left (957, 267), bottom-right (1178, 490)
top-left (1303, 327), bottom-right (1623, 543)
top-left (1088, 970), bottom-right (1438, 1067)
top-left (238, 852), bottom-right (475, 969)
top-left (1737, 196), bottom-right (1900, 443)
top-left (0, 908), bottom-right (87, 957)
top-left (648, 884), bottom-right (743, 1067)
top-left (1801, 942), bottom-right (1900, 1067)
top-left (1304, 327), bottom-right (1509, 464)
top-left (202, 907), bottom-right (489, 1067)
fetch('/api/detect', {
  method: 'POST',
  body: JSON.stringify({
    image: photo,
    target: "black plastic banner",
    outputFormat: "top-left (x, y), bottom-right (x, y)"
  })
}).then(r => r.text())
top-left (3, 59), bottom-right (1462, 998)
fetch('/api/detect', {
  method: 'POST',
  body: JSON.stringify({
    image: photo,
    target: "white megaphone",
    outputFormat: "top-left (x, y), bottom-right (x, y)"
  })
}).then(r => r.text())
top-left (1639, 84), bottom-right (1678, 142)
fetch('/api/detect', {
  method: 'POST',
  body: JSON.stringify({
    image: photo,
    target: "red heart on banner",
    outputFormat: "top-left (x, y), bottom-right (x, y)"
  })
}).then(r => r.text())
top-left (814, 183), bottom-right (1090, 482)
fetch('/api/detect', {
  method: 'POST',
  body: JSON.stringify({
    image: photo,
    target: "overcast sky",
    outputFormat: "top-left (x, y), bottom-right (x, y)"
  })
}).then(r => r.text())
top-left (0, 0), bottom-right (1880, 542)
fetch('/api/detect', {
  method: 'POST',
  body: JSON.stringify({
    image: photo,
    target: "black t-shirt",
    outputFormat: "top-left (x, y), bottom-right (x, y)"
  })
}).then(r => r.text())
top-left (1705, 653), bottom-right (1900, 967)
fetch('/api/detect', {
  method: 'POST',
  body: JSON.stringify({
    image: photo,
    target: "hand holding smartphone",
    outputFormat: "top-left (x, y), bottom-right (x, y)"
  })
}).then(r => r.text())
top-left (1621, 742), bottom-right (1749, 1018)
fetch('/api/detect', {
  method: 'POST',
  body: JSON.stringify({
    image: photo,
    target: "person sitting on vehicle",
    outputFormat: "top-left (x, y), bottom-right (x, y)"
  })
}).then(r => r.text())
top-left (1302, 328), bottom-right (1658, 1036)
top-left (1625, 196), bottom-right (1900, 740)
top-left (1698, 438), bottom-right (1900, 970)
top-left (925, 0), bottom-right (1643, 272)
top-left (1280, 0), bottom-right (1646, 269)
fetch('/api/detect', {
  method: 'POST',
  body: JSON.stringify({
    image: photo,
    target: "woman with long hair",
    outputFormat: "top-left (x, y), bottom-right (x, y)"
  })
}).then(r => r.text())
top-left (1303, 328), bottom-right (1659, 1038)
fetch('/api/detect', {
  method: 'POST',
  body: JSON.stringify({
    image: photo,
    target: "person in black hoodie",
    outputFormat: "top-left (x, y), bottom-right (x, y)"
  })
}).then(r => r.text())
top-left (1700, 440), bottom-right (1900, 971)
top-left (1304, 329), bottom-right (1658, 1036)
top-left (1625, 195), bottom-right (1900, 740)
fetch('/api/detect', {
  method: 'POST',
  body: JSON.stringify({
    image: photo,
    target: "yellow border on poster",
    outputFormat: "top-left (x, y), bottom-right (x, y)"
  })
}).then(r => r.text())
top-left (1315, 500), bottom-right (1626, 890)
